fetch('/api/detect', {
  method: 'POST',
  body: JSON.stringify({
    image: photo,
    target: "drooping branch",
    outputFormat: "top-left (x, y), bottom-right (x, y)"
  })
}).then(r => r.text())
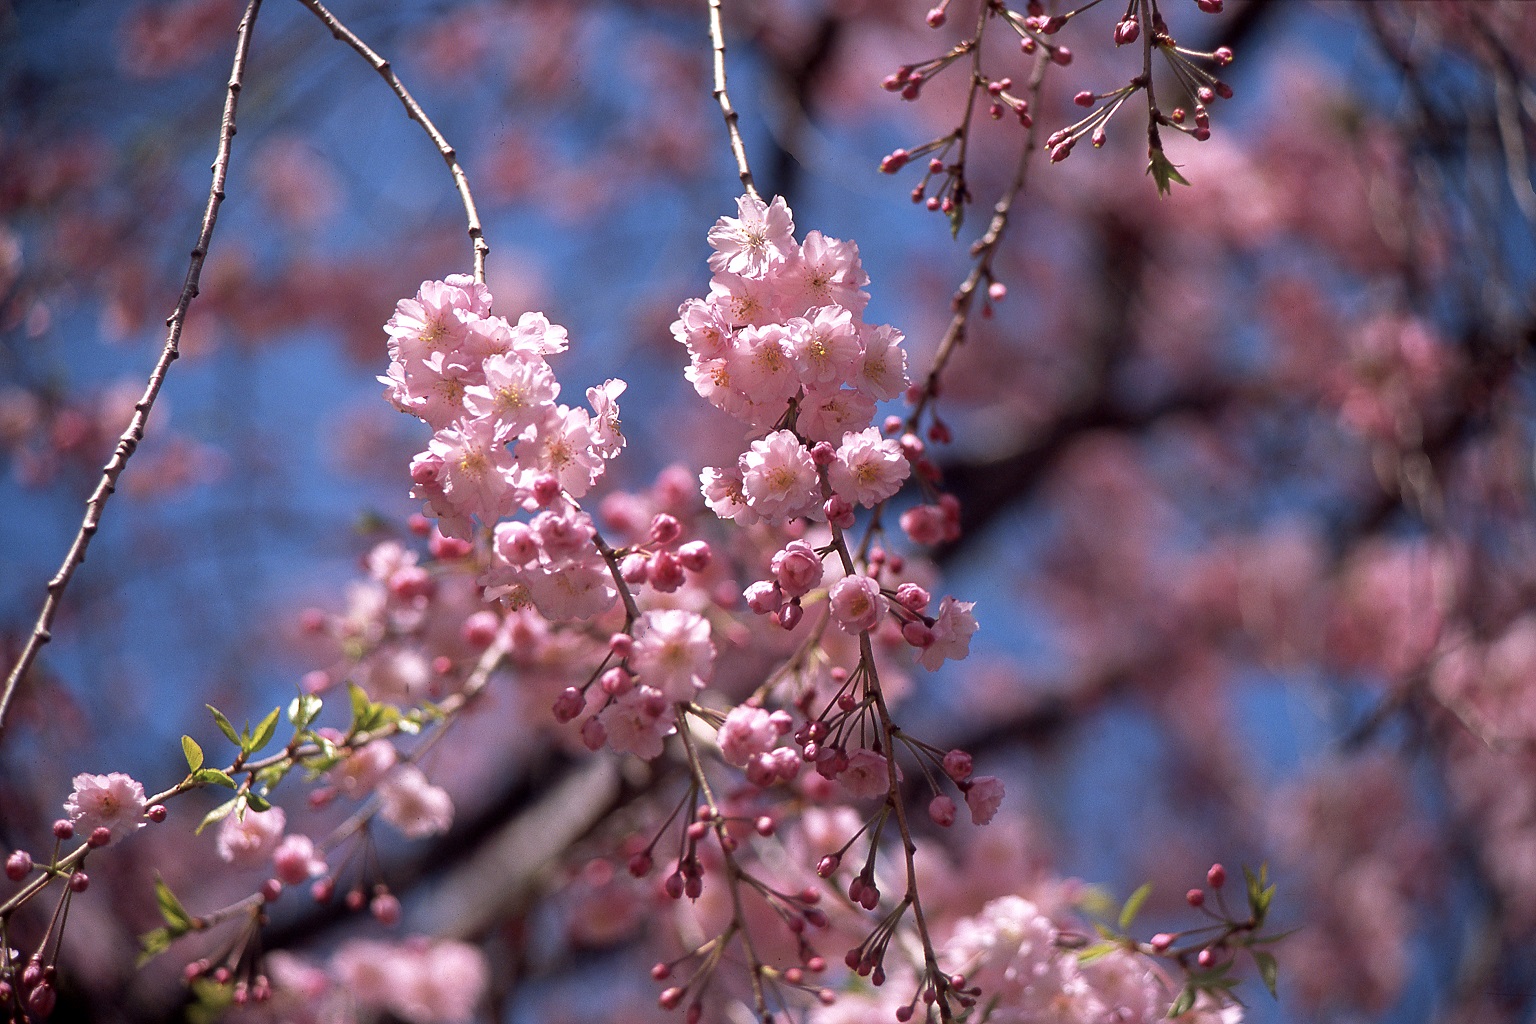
top-left (293, 0), bottom-right (489, 284)
top-left (708, 0), bottom-right (761, 203)
top-left (0, 0), bottom-right (265, 739)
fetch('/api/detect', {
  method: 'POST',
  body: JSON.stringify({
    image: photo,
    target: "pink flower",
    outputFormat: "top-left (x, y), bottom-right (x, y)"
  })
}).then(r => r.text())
top-left (829, 573), bottom-right (885, 635)
top-left (796, 386), bottom-right (876, 445)
top-left (461, 351), bottom-right (559, 435)
top-left (739, 430), bottom-right (819, 522)
top-left (707, 193), bottom-right (796, 277)
top-left (585, 378), bottom-right (627, 458)
top-left (333, 739), bottom-right (397, 797)
top-left (785, 230), bottom-right (869, 315)
top-left (217, 805), bottom-right (287, 866)
top-left (919, 597), bottom-right (980, 670)
top-left (840, 749), bottom-right (893, 800)
top-left (393, 940), bottom-right (489, 1024)
top-left (63, 772), bottom-right (147, 842)
top-left (730, 323), bottom-right (800, 404)
top-left (514, 404), bottom-right (606, 498)
top-left (701, 465), bottom-right (759, 525)
top-left (786, 305), bottom-right (862, 386)
top-left (671, 297), bottom-right (735, 359)
top-left (631, 609), bottom-right (715, 703)
top-left (830, 426), bottom-right (910, 507)
top-left (272, 833), bottom-right (327, 885)
top-left (717, 706), bottom-right (778, 767)
top-left (378, 766), bottom-right (454, 839)
top-left (965, 776), bottom-right (1005, 825)
top-left (522, 556), bottom-right (619, 621)
top-left (856, 324), bottom-right (909, 401)
top-left (771, 540), bottom-right (825, 598)
top-left (600, 686), bottom-right (675, 760)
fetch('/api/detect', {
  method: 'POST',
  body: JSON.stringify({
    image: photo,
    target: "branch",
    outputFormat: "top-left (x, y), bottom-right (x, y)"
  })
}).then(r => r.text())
top-left (708, 0), bottom-right (761, 202)
top-left (0, 0), bottom-right (265, 738)
top-left (294, 0), bottom-right (489, 284)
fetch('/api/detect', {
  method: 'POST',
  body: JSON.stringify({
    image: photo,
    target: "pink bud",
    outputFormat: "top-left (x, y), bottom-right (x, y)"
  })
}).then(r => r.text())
top-left (371, 892), bottom-right (401, 926)
top-left (1187, 887), bottom-right (1205, 907)
top-left (651, 962), bottom-right (671, 980)
top-left (580, 716), bottom-right (606, 751)
top-left (609, 632), bottom-right (634, 658)
top-left (629, 852), bottom-right (653, 877)
top-left (620, 552), bottom-right (649, 585)
top-left (659, 987), bottom-right (685, 1010)
top-left (650, 551), bottom-right (685, 593)
top-left (1050, 45), bottom-right (1073, 66)
top-left (552, 687), bottom-right (585, 723)
top-left (148, 804), bottom-right (168, 823)
top-left (879, 149), bottom-right (910, 174)
top-left (902, 621), bottom-right (936, 649)
top-left (600, 667), bottom-right (633, 696)
top-left (88, 827), bottom-right (111, 848)
top-left (429, 531), bottom-right (472, 560)
top-left (988, 281), bottom-right (1007, 302)
top-left (1215, 81), bottom-right (1233, 99)
top-left (817, 854), bottom-right (840, 878)
top-left (259, 878), bottom-right (280, 902)
top-left (649, 513), bottom-right (682, 546)
top-left (1214, 46), bottom-right (1233, 66)
top-left (810, 440), bottom-right (836, 466)
top-left (5, 850), bottom-right (31, 881)
top-left (925, 7), bottom-right (946, 27)
top-left (1197, 0), bottom-right (1223, 11)
top-left (1050, 141), bottom-right (1074, 163)
top-left (461, 610), bottom-right (499, 648)
top-left (1207, 863), bottom-right (1226, 888)
top-left (1151, 932), bottom-right (1174, 952)
top-left (1114, 17), bottom-right (1140, 45)
top-left (928, 795), bottom-right (957, 827)
top-left (531, 473), bottom-right (561, 506)
top-left (677, 540), bottom-right (711, 571)
top-left (778, 601), bottom-right (804, 631)
top-left (943, 749), bottom-right (974, 782)
top-left (1074, 90), bottom-right (1094, 107)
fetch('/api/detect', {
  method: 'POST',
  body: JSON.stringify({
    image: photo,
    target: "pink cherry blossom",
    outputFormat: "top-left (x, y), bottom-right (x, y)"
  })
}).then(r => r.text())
top-left (965, 776), bottom-right (1005, 825)
top-left (63, 772), bottom-right (147, 842)
top-left (707, 193), bottom-right (796, 277)
top-left (919, 597), bottom-right (980, 670)
top-left (771, 539), bottom-right (825, 598)
top-left (739, 430), bottom-right (819, 522)
top-left (630, 609), bottom-right (715, 703)
top-left (378, 765), bottom-right (454, 839)
top-left (786, 305), bottom-right (862, 386)
top-left (840, 749), bottom-right (893, 799)
top-left (830, 426), bottom-right (910, 507)
top-left (217, 805), bottom-right (287, 866)
top-left (829, 573), bottom-right (885, 634)
top-left (600, 685), bottom-right (675, 760)
top-left (717, 705), bottom-right (779, 767)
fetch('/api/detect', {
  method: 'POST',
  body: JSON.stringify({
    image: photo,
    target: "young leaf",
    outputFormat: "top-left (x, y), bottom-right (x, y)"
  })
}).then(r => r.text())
top-left (137, 927), bottom-right (173, 967)
top-left (1119, 882), bottom-right (1152, 931)
top-left (248, 706), bottom-right (281, 753)
top-left (194, 768), bottom-right (237, 790)
top-left (154, 875), bottom-right (193, 932)
top-left (181, 735), bottom-right (204, 774)
top-left (349, 682), bottom-right (370, 731)
top-left (195, 797), bottom-right (239, 835)
top-left (1167, 986), bottom-right (1195, 1019)
top-left (1253, 950), bottom-right (1279, 999)
top-left (1077, 941), bottom-right (1120, 965)
top-left (246, 791), bottom-right (272, 813)
top-left (288, 693), bottom-right (322, 730)
top-left (1147, 149), bottom-right (1191, 197)
top-left (207, 704), bottom-right (240, 746)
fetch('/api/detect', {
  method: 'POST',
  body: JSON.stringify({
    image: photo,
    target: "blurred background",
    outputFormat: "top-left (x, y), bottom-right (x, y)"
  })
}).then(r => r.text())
top-left (2, 0), bottom-right (1535, 1022)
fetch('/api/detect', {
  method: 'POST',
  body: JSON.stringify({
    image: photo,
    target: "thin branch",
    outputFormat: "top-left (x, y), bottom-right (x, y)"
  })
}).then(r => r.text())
top-left (293, 0), bottom-right (489, 283)
top-left (0, 0), bottom-right (265, 739)
top-left (708, 0), bottom-right (761, 202)
top-left (910, 48), bottom-right (1051, 428)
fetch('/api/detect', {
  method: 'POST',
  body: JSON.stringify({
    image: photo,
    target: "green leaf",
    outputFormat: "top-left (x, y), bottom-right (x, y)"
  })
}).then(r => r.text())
top-left (1119, 882), bottom-right (1152, 931)
top-left (288, 694), bottom-right (322, 730)
top-left (194, 768), bottom-right (237, 789)
top-left (248, 706), bottom-right (281, 754)
top-left (207, 705), bottom-right (240, 746)
top-left (1167, 986), bottom-right (1195, 1019)
top-left (181, 735), bottom-right (204, 773)
top-left (254, 762), bottom-right (291, 792)
top-left (1147, 148), bottom-right (1191, 197)
top-left (947, 200), bottom-right (965, 238)
top-left (196, 797), bottom-right (239, 835)
top-left (1076, 941), bottom-right (1120, 965)
top-left (245, 791), bottom-right (272, 813)
top-left (137, 926), bottom-right (173, 967)
top-left (1253, 950), bottom-right (1278, 999)
top-left (349, 682), bottom-right (370, 730)
top-left (154, 875), bottom-right (193, 931)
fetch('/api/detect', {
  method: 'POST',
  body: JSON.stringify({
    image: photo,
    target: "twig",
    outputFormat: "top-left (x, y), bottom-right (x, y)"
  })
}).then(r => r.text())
top-left (910, 48), bottom-right (1051, 428)
top-left (708, 0), bottom-right (761, 202)
top-left (293, 0), bottom-right (489, 283)
top-left (0, 0), bottom-right (265, 738)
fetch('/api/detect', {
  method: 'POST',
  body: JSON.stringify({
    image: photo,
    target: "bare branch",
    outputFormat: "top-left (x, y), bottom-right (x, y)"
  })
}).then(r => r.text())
top-left (709, 0), bottom-right (761, 202)
top-left (0, 0), bottom-right (265, 738)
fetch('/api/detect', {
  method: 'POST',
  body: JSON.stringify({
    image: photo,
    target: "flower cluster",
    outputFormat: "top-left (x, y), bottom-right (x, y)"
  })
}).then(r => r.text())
top-left (675, 194), bottom-right (911, 526)
top-left (381, 275), bottom-right (628, 622)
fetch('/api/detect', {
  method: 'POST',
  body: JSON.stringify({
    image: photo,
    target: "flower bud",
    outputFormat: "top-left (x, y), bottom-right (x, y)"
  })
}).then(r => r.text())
top-left (5, 850), bottom-right (31, 881)
top-left (1207, 863), bottom-right (1226, 888)
top-left (929, 796), bottom-right (957, 827)
top-left (677, 540), bottom-right (711, 571)
top-left (1186, 887), bottom-right (1205, 907)
top-left (552, 687), bottom-right (586, 723)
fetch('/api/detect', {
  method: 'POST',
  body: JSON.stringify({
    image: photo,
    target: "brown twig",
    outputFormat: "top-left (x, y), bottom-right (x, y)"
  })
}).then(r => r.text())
top-left (0, 0), bottom-right (265, 739)
top-left (708, 0), bottom-right (761, 202)
top-left (909, 48), bottom-right (1051, 429)
top-left (293, 0), bottom-right (489, 283)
